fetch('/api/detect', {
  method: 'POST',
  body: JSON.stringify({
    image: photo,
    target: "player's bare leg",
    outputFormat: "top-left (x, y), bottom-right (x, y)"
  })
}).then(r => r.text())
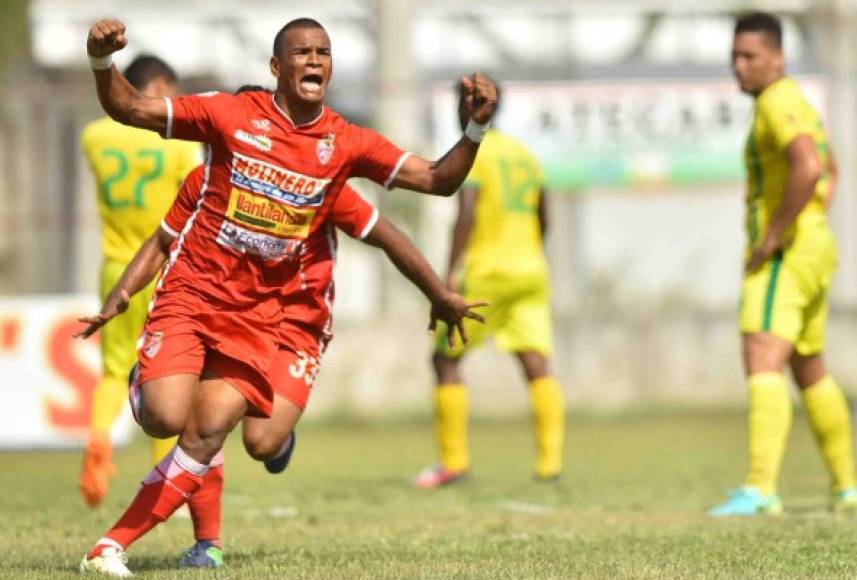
top-left (710, 332), bottom-right (793, 516)
top-left (790, 352), bottom-right (857, 510)
top-left (242, 393), bottom-right (303, 473)
top-left (133, 373), bottom-right (198, 438)
top-left (82, 369), bottom-right (246, 576)
top-left (516, 351), bottom-right (565, 481)
top-left (175, 371), bottom-right (246, 569)
top-left (414, 354), bottom-right (470, 489)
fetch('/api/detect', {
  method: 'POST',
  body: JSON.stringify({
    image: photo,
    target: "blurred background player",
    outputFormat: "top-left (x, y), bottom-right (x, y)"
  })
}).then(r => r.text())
top-left (79, 56), bottom-right (200, 504)
top-left (709, 12), bottom-right (857, 516)
top-left (415, 80), bottom-right (565, 488)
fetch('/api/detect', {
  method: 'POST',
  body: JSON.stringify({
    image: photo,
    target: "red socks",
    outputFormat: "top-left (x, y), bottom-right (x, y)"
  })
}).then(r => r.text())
top-left (90, 445), bottom-right (207, 555)
top-left (188, 451), bottom-right (224, 545)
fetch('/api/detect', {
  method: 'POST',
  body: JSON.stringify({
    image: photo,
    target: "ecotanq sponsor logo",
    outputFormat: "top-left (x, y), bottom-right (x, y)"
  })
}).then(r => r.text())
top-left (216, 220), bottom-right (302, 261)
top-left (230, 152), bottom-right (330, 208)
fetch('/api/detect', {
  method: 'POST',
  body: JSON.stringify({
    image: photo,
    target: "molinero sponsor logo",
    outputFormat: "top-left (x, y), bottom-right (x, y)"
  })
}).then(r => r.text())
top-left (216, 221), bottom-right (302, 261)
top-left (227, 188), bottom-right (314, 238)
top-left (230, 152), bottom-right (331, 208)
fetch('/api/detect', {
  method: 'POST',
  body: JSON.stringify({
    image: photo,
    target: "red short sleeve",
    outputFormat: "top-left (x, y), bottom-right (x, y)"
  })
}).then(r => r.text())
top-left (162, 165), bottom-right (205, 236)
top-left (348, 126), bottom-right (410, 189)
top-left (329, 184), bottom-right (378, 239)
top-left (166, 92), bottom-right (234, 142)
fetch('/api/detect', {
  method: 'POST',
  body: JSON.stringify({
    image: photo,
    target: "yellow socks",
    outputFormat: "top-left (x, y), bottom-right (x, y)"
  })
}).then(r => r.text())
top-left (529, 376), bottom-right (565, 479)
top-left (150, 435), bottom-right (179, 465)
top-left (745, 372), bottom-right (793, 495)
top-left (90, 375), bottom-right (129, 434)
top-left (801, 375), bottom-right (856, 492)
top-left (434, 383), bottom-right (470, 473)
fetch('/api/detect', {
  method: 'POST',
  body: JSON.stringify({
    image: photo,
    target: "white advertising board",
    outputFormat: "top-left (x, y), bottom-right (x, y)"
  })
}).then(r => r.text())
top-left (0, 295), bottom-right (133, 449)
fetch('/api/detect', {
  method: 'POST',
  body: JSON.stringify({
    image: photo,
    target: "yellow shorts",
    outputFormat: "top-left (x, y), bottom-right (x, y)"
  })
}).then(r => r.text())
top-left (100, 259), bottom-right (157, 379)
top-left (435, 273), bottom-right (553, 358)
top-left (739, 225), bottom-right (837, 356)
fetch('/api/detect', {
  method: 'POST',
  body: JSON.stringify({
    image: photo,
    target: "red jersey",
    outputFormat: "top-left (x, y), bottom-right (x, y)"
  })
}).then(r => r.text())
top-left (153, 90), bottom-right (406, 369)
top-left (162, 165), bottom-right (377, 353)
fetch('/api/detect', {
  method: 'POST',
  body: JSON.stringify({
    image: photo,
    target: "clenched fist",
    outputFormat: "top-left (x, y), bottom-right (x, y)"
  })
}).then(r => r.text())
top-left (460, 72), bottom-right (498, 126)
top-left (87, 19), bottom-right (128, 57)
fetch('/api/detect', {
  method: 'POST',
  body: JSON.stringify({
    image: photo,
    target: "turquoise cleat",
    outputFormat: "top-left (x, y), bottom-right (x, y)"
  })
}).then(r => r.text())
top-left (708, 486), bottom-right (783, 516)
top-left (833, 488), bottom-right (857, 513)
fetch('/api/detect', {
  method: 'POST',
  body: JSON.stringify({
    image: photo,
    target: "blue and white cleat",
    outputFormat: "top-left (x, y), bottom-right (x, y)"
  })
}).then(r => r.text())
top-left (179, 540), bottom-right (223, 568)
top-left (833, 488), bottom-right (857, 513)
top-left (708, 486), bottom-right (783, 516)
top-left (264, 432), bottom-right (297, 474)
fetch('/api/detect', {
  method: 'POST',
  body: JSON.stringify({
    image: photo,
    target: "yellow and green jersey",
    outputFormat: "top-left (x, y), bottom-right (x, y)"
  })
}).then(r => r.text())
top-left (745, 77), bottom-right (831, 249)
top-left (462, 130), bottom-right (548, 281)
top-left (81, 117), bottom-right (201, 263)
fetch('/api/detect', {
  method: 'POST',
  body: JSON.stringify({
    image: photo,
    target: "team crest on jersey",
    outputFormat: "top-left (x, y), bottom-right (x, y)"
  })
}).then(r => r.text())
top-left (252, 119), bottom-right (272, 132)
top-left (316, 133), bottom-right (335, 165)
top-left (142, 331), bottom-right (164, 359)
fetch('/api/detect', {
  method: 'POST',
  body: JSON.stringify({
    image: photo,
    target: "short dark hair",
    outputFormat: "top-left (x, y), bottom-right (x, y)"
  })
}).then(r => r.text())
top-left (123, 55), bottom-right (178, 90)
top-left (734, 12), bottom-right (782, 48)
top-left (272, 18), bottom-right (325, 56)
top-left (234, 85), bottom-right (267, 95)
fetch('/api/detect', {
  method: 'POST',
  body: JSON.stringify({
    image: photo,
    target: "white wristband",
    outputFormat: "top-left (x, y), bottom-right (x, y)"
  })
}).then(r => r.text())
top-left (464, 118), bottom-right (490, 143)
top-left (88, 54), bottom-right (114, 70)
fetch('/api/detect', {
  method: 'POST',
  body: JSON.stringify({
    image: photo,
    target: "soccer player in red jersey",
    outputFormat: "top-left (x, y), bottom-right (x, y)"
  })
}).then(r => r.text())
top-left (78, 16), bottom-right (497, 576)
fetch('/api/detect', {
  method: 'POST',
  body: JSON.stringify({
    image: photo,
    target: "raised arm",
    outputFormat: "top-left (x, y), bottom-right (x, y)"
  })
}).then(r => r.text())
top-left (390, 73), bottom-right (498, 196)
top-left (362, 215), bottom-right (486, 347)
top-left (87, 19), bottom-right (169, 133)
top-left (746, 134), bottom-right (822, 272)
top-left (76, 227), bottom-right (175, 338)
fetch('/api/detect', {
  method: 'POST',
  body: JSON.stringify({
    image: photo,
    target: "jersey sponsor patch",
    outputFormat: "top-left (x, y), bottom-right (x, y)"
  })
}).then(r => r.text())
top-left (234, 129), bottom-right (272, 152)
top-left (216, 220), bottom-right (302, 260)
top-left (230, 152), bottom-right (330, 208)
top-left (226, 187), bottom-right (314, 238)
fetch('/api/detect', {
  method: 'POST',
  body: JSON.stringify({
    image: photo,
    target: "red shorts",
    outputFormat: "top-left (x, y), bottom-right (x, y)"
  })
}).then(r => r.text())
top-left (137, 314), bottom-right (322, 417)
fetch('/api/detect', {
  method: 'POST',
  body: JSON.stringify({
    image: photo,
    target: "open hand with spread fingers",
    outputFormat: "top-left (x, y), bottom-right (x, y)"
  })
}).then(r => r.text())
top-left (428, 291), bottom-right (488, 349)
top-left (76, 288), bottom-right (131, 339)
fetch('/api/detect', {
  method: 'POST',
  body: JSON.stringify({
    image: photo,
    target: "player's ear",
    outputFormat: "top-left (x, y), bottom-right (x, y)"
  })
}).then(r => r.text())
top-left (270, 56), bottom-right (281, 80)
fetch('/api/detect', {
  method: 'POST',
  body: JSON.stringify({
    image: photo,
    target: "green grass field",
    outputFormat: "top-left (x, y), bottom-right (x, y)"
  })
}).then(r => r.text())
top-left (2, 409), bottom-right (857, 579)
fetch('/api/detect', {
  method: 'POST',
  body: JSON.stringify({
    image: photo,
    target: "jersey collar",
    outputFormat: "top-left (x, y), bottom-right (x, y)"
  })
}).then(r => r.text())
top-left (271, 93), bottom-right (326, 129)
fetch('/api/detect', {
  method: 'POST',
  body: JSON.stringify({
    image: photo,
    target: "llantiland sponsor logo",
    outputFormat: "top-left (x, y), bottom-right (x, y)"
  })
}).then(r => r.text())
top-left (226, 188), bottom-right (314, 238)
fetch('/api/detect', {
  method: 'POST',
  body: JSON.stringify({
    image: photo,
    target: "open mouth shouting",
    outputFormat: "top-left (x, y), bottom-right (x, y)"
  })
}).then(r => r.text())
top-left (299, 73), bottom-right (325, 98)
